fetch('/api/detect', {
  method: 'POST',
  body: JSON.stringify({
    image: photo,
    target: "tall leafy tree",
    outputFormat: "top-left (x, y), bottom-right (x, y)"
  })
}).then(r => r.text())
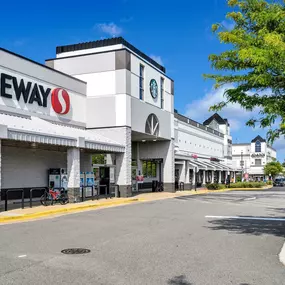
top-left (263, 161), bottom-right (283, 177)
top-left (204, 0), bottom-right (285, 143)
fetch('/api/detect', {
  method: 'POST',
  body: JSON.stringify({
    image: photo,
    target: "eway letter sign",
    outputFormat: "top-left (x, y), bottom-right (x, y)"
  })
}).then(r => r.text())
top-left (0, 73), bottom-right (70, 115)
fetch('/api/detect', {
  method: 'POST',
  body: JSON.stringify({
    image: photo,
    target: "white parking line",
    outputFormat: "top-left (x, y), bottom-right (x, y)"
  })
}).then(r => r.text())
top-left (18, 255), bottom-right (27, 258)
top-left (243, 197), bottom-right (257, 201)
top-left (205, 215), bottom-right (285, 222)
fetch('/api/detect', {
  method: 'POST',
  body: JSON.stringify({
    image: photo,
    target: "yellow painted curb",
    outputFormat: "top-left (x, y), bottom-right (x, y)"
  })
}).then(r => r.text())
top-left (0, 198), bottom-right (142, 223)
top-left (0, 185), bottom-right (273, 224)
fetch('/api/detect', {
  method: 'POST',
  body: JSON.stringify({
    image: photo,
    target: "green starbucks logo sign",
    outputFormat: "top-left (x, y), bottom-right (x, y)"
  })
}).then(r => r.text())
top-left (150, 79), bottom-right (158, 99)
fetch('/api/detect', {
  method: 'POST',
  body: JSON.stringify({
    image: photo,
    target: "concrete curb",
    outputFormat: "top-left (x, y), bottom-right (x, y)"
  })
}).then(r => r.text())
top-left (0, 198), bottom-right (142, 223)
top-left (0, 186), bottom-right (273, 224)
top-left (279, 242), bottom-right (285, 266)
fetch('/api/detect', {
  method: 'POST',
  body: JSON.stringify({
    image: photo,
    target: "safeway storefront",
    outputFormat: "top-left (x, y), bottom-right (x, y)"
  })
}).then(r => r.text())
top-left (0, 37), bottom-right (239, 207)
top-left (0, 48), bottom-right (125, 203)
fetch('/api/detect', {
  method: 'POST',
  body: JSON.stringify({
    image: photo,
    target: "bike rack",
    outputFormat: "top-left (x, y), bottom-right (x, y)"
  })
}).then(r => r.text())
top-left (30, 187), bottom-right (48, 208)
top-left (179, 182), bottom-right (185, 191)
top-left (5, 189), bottom-right (24, 211)
top-left (53, 187), bottom-right (67, 193)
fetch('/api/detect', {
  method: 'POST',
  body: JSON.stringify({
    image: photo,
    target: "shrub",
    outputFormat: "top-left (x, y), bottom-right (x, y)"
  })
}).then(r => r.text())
top-left (229, 182), bottom-right (266, 189)
top-left (266, 181), bottom-right (273, 185)
top-left (236, 177), bottom-right (242, 182)
top-left (206, 183), bottom-right (226, 190)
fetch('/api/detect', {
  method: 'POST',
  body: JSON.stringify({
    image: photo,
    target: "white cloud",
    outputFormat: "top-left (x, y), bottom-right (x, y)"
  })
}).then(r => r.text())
top-left (221, 20), bottom-right (235, 31)
top-left (150, 55), bottom-right (164, 66)
top-left (96, 23), bottom-right (122, 37)
top-left (273, 137), bottom-right (285, 151)
top-left (227, 119), bottom-right (242, 131)
top-left (185, 84), bottom-right (259, 131)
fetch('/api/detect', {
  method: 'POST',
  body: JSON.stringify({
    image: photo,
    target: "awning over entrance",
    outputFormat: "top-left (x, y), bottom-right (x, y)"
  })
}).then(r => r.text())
top-left (175, 154), bottom-right (237, 172)
top-left (189, 160), bottom-right (207, 171)
top-left (197, 159), bottom-right (216, 170)
top-left (0, 113), bottom-right (125, 153)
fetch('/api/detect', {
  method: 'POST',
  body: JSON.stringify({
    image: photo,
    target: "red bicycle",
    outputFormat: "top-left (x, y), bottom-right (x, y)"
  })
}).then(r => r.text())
top-left (40, 188), bottom-right (69, 206)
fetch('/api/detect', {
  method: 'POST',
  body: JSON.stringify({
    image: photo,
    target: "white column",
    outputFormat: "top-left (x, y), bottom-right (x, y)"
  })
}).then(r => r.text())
top-left (211, 170), bottom-right (215, 183)
top-left (162, 140), bottom-right (175, 192)
top-left (202, 170), bottom-right (206, 185)
top-left (67, 147), bottom-right (80, 202)
top-left (115, 127), bottom-right (132, 197)
top-left (106, 154), bottom-right (113, 165)
top-left (193, 167), bottom-right (196, 188)
top-left (185, 161), bottom-right (190, 188)
top-left (179, 161), bottom-right (186, 183)
top-left (233, 172), bottom-right (236, 183)
top-left (218, 171), bottom-right (222, 183)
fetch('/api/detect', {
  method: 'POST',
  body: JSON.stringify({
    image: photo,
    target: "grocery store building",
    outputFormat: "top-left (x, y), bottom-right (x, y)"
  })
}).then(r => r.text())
top-left (0, 37), bottom-right (237, 203)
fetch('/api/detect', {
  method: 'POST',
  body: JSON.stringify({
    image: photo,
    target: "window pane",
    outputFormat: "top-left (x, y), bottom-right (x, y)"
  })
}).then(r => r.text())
top-left (255, 159), bottom-right (261, 165)
top-left (147, 161), bottom-right (152, 177)
top-left (140, 88), bottom-right (144, 100)
top-left (140, 65), bottom-right (144, 76)
top-left (255, 141), bottom-right (261, 152)
top-left (160, 78), bottom-right (164, 109)
top-left (142, 161), bottom-right (147, 176)
top-left (132, 168), bottom-right (137, 180)
top-left (152, 163), bottom-right (157, 177)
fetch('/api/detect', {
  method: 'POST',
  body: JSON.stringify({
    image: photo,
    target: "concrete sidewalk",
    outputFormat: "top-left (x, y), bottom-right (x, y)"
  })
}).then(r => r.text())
top-left (0, 186), bottom-right (272, 224)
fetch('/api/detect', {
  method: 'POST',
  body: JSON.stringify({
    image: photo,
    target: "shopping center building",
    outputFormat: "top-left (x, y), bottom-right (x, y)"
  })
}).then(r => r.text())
top-left (0, 37), bottom-right (238, 203)
top-left (232, 135), bottom-right (276, 181)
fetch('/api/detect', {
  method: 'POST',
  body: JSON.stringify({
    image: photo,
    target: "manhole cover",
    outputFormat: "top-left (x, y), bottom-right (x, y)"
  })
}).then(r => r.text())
top-left (61, 248), bottom-right (91, 255)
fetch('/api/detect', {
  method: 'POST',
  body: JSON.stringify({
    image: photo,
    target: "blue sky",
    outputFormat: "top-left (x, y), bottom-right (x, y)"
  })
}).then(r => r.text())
top-left (0, 0), bottom-right (284, 160)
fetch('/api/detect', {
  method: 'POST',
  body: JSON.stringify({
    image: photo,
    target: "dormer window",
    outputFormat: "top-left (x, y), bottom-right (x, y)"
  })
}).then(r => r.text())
top-left (255, 140), bottom-right (261, 152)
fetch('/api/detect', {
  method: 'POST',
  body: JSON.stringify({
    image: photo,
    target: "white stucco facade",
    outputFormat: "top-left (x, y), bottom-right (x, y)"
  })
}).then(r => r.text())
top-left (232, 136), bottom-right (276, 180)
top-left (0, 37), bottom-right (256, 205)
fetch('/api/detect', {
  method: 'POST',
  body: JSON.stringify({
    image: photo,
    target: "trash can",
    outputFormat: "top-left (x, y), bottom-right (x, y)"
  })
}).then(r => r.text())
top-left (152, 180), bottom-right (158, 192)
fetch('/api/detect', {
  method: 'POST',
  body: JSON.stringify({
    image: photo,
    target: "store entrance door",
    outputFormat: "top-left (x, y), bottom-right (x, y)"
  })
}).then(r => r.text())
top-left (99, 167), bottom-right (110, 195)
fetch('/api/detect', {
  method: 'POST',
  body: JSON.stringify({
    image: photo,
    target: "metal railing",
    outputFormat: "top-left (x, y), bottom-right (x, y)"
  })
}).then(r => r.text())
top-left (81, 185), bottom-right (114, 201)
top-left (5, 189), bottom-right (24, 211)
top-left (111, 184), bottom-right (120, 198)
top-left (30, 187), bottom-right (48, 208)
top-left (99, 185), bottom-right (109, 199)
top-left (81, 185), bottom-right (96, 202)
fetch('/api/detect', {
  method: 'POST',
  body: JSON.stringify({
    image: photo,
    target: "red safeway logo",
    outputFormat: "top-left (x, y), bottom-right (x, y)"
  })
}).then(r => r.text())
top-left (51, 88), bottom-right (70, 115)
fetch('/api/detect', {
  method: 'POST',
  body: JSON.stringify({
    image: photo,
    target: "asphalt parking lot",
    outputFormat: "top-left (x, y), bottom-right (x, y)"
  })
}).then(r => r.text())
top-left (1, 188), bottom-right (285, 285)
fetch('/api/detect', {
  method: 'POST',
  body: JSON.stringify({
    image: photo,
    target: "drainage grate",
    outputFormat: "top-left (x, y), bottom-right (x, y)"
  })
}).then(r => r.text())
top-left (61, 248), bottom-right (91, 255)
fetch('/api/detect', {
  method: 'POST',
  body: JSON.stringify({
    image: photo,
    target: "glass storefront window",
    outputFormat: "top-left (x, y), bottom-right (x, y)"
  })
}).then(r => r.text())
top-left (142, 160), bottom-right (157, 178)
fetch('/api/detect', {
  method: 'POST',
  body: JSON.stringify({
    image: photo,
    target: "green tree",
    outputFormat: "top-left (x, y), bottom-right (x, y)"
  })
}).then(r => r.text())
top-left (264, 161), bottom-right (283, 177)
top-left (204, 0), bottom-right (285, 143)
top-left (92, 154), bottom-right (105, 165)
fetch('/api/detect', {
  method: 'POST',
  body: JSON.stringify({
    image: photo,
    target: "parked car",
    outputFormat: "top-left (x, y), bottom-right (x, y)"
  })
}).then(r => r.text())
top-left (273, 178), bottom-right (285, 187)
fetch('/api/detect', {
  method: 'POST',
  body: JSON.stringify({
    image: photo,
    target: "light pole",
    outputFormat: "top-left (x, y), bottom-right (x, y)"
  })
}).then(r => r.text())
top-left (240, 151), bottom-right (244, 181)
top-left (194, 166), bottom-right (197, 192)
